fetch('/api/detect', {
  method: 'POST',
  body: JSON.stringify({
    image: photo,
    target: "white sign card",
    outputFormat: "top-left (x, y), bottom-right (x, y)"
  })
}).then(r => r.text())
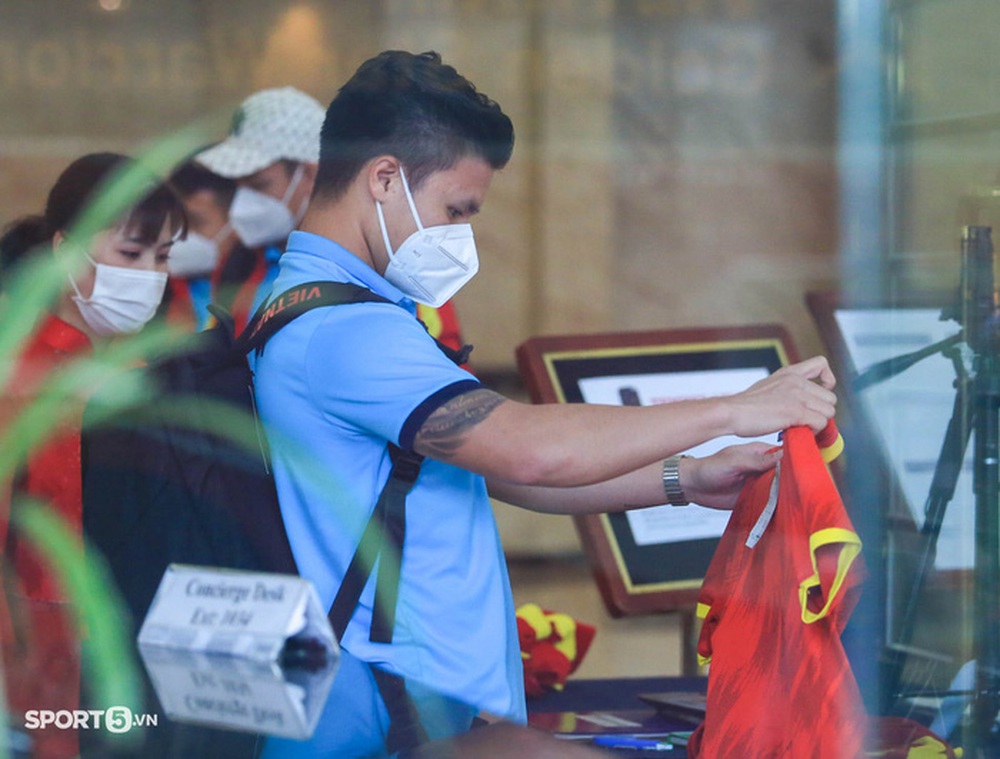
top-left (138, 565), bottom-right (338, 662)
top-left (834, 308), bottom-right (973, 570)
top-left (578, 367), bottom-right (778, 546)
top-left (138, 645), bottom-right (338, 740)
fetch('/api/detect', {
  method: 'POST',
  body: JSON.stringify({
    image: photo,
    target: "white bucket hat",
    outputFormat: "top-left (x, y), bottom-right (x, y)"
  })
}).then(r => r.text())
top-left (197, 87), bottom-right (325, 179)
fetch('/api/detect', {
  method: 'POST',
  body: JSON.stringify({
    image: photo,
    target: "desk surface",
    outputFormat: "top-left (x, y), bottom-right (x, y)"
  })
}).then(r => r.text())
top-left (527, 676), bottom-right (707, 756)
top-left (528, 676), bottom-right (707, 714)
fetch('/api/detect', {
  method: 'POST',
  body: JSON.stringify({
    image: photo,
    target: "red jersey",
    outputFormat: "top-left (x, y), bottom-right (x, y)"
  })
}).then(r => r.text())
top-left (162, 276), bottom-right (199, 332)
top-left (1, 312), bottom-right (91, 759)
top-left (689, 423), bottom-right (865, 759)
top-left (2, 313), bottom-right (92, 600)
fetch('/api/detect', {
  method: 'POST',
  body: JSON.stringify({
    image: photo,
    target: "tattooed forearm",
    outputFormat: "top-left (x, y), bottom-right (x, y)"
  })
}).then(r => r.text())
top-left (415, 389), bottom-right (506, 458)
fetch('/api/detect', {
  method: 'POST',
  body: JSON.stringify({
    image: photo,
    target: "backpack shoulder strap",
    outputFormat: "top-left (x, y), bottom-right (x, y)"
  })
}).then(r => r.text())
top-left (235, 281), bottom-right (391, 354)
top-left (328, 443), bottom-right (422, 643)
top-left (234, 277), bottom-right (472, 639)
top-left (233, 278), bottom-right (465, 753)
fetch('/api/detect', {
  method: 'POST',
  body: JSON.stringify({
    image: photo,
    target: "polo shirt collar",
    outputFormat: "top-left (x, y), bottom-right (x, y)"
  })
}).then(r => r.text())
top-left (286, 230), bottom-right (416, 312)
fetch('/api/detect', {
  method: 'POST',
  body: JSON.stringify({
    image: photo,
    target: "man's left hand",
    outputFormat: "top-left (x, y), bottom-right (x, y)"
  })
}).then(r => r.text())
top-left (680, 442), bottom-right (780, 510)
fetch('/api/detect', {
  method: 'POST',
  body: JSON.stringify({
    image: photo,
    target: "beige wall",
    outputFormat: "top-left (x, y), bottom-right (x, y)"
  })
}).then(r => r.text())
top-left (0, 0), bottom-right (838, 366)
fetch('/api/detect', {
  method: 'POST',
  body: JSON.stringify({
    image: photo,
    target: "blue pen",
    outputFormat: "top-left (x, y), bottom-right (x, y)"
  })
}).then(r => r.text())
top-left (592, 735), bottom-right (674, 751)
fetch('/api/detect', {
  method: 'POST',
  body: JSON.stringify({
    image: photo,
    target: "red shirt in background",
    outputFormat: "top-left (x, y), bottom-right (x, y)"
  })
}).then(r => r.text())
top-left (417, 301), bottom-right (465, 355)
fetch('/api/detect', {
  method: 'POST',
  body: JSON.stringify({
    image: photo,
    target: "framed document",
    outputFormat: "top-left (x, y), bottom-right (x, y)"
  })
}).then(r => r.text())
top-left (806, 291), bottom-right (972, 572)
top-left (806, 290), bottom-right (975, 694)
top-left (515, 325), bottom-right (799, 616)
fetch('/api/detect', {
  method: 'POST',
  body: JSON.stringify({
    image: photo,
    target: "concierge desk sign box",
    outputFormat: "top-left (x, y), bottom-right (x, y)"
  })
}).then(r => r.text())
top-left (137, 564), bottom-right (339, 739)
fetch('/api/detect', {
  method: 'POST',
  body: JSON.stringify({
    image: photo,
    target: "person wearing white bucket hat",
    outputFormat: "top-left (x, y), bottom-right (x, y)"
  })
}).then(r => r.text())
top-left (195, 86), bottom-right (324, 330)
top-left (197, 86), bottom-right (324, 237)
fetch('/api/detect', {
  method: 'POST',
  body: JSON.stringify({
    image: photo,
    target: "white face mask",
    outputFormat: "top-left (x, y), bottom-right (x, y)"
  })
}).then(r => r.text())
top-left (69, 258), bottom-right (168, 336)
top-left (376, 167), bottom-right (479, 308)
top-left (229, 164), bottom-right (305, 248)
top-left (167, 223), bottom-right (229, 279)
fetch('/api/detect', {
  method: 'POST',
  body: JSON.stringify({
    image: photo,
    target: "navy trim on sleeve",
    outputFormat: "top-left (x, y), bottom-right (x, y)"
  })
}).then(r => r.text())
top-left (398, 379), bottom-right (483, 451)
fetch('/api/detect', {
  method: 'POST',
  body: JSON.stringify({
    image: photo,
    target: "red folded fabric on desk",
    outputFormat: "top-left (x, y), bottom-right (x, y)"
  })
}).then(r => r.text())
top-left (517, 603), bottom-right (596, 698)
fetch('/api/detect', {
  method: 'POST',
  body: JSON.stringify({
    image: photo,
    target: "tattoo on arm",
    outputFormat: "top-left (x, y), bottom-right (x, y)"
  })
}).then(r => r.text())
top-left (415, 389), bottom-right (506, 459)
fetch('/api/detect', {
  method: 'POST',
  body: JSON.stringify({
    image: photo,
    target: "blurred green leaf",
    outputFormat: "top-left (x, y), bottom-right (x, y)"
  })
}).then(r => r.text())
top-left (0, 321), bottom-right (199, 485)
top-left (0, 120), bottom-right (218, 751)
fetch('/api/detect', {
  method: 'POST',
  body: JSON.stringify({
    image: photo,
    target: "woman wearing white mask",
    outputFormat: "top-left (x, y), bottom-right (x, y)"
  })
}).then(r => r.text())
top-left (0, 151), bottom-right (185, 759)
top-left (0, 150), bottom-right (184, 588)
top-left (0, 153), bottom-right (183, 344)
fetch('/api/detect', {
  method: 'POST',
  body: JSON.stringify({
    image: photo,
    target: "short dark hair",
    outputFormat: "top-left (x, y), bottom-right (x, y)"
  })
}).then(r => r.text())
top-left (313, 50), bottom-right (514, 200)
top-left (170, 157), bottom-right (236, 208)
top-left (0, 152), bottom-right (186, 278)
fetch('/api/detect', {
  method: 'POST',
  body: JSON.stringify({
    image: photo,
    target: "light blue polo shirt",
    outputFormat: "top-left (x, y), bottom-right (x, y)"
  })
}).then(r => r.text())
top-left (251, 231), bottom-right (526, 727)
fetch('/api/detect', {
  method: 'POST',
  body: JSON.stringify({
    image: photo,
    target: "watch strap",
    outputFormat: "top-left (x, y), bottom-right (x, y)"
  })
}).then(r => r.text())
top-left (662, 455), bottom-right (690, 506)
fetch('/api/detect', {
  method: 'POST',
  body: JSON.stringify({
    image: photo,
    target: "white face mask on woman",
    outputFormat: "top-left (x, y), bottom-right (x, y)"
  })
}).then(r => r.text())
top-left (167, 223), bottom-right (230, 279)
top-left (375, 166), bottom-right (479, 308)
top-left (229, 164), bottom-right (305, 248)
top-left (69, 257), bottom-right (168, 336)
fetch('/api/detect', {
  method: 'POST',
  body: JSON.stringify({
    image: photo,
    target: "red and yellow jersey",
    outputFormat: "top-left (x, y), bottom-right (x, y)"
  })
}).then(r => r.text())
top-left (417, 301), bottom-right (465, 354)
top-left (689, 422), bottom-right (866, 759)
top-left (516, 603), bottom-right (596, 698)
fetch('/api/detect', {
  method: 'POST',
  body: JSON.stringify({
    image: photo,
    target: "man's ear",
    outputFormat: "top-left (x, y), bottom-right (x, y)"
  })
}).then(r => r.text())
top-left (368, 156), bottom-right (401, 202)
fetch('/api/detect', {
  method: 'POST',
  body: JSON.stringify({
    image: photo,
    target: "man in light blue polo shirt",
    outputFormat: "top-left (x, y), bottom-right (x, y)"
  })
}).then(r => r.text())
top-left (253, 50), bottom-right (839, 756)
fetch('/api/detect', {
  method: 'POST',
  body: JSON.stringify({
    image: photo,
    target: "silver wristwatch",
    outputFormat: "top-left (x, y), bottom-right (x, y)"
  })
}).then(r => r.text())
top-left (661, 455), bottom-right (690, 506)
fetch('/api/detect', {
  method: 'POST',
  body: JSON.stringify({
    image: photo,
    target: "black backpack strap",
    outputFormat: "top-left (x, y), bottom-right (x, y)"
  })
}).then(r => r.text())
top-left (328, 443), bottom-right (424, 642)
top-left (235, 281), bottom-right (391, 354)
top-left (371, 665), bottom-right (430, 753)
top-left (231, 278), bottom-right (463, 644)
top-left (327, 443), bottom-right (428, 756)
top-left (239, 279), bottom-right (475, 365)
top-left (235, 279), bottom-right (466, 753)
top-left (414, 317), bottom-right (474, 366)
top-left (429, 335), bottom-right (473, 367)
top-left (369, 444), bottom-right (423, 643)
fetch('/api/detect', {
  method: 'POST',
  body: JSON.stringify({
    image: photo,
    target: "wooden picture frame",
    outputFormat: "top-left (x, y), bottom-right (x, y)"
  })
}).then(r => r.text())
top-left (515, 325), bottom-right (799, 616)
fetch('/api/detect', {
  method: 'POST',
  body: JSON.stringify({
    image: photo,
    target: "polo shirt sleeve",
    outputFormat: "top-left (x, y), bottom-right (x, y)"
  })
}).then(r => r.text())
top-left (302, 302), bottom-right (481, 451)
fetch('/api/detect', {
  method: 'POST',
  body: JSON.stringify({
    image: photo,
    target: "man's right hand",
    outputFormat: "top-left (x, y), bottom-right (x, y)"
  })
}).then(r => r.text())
top-left (726, 356), bottom-right (837, 437)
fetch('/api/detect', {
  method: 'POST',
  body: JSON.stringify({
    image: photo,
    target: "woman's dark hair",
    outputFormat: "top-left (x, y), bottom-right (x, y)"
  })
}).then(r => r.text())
top-left (0, 152), bottom-right (187, 278)
top-left (314, 50), bottom-right (515, 201)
